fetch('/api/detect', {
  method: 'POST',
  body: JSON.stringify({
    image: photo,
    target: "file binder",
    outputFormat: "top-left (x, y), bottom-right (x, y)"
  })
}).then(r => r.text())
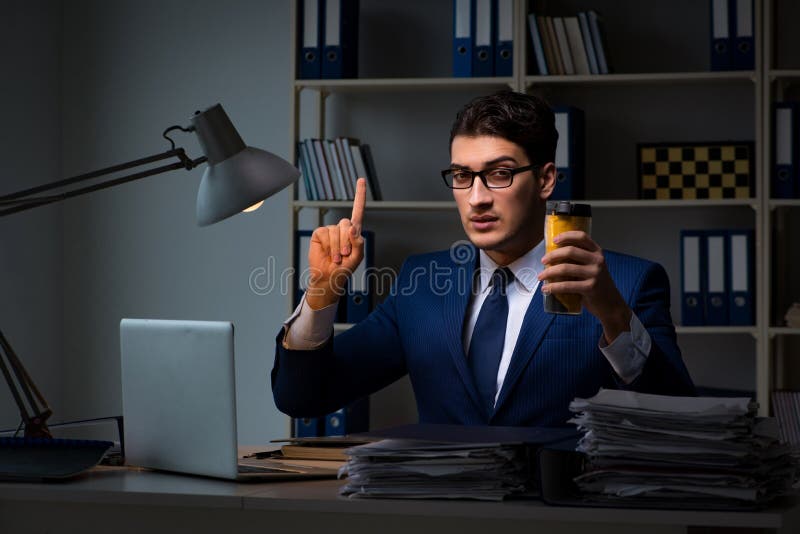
top-left (322, 0), bottom-right (359, 79)
top-left (294, 417), bottom-right (322, 438)
top-left (542, 16), bottom-right (563, 75)
top-left (473, 0), bottom-right (494, 77)
top-left (337, 138), bottom-right (357, 199)
top-left (296, 142), bottom-right (316, 200)
top-left (302, 139), bottom-right (325, 201)
top-left (728, 230), bottom-right (754, 325)
top-left (551, 17), bottom-right (575, 75)
top-left (312, 139), bottom-right (335, 199)
top-left (349, 142), bottom-right (375, 201)
top-left (577, 12), bottom-right (599, 75)
top-left (346, 230), bottom-right (374, 323)
top-left (493, 0), bottom-right (513, 76)
top-left (586, 10), bottom-right (609, 74)
top-left (773, 103), bottom-right (798, 199)
top-left (360, 144), bottom-right (383, 201)
top-left (323, 139), bottom-right (347, 199)
top-left (731, 0), bottom-right (755, 70)
top-left (705, 231), bottom-right (729, 325)
top-left (527, 13), bottom-right (548, 75)
top-left (298, 0), bottom-right (322, 79)
top-left (710, 0), bottom-right (732, 71)
top-left (293, 230), bottom-right (314, 308)
top-left (325, 398), bottom-right (369, 436)
top-left (452, 0), bottom-right (473, 77)
top-left (681, 230), bottom-right (706, 326)
top-left (564, 17), bottom-right (590, 75)
top-left (552, 107), bottom-right (585, 200)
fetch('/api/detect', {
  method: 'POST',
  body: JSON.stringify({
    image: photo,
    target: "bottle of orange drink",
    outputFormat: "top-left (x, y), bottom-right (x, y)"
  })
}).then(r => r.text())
top-left (543, 201), bottom-right (592, 314)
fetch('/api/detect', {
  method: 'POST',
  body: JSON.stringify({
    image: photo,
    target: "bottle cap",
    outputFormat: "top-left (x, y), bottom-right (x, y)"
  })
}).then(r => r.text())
top-left (545, 201), bottom-right (592, 217)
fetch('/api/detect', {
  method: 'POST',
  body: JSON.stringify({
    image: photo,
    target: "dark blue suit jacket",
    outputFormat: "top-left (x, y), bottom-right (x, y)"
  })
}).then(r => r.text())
top-left (272, 246), bottom-right (695, 426)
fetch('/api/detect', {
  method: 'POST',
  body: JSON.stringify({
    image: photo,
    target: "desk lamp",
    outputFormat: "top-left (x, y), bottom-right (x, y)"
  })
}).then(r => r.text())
top-left (0, 104), bottom-right (298, 477)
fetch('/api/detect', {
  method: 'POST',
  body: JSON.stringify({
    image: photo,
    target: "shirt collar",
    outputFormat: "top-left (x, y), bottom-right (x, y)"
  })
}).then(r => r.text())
top-left (476, 240), bottom-right (545, 294)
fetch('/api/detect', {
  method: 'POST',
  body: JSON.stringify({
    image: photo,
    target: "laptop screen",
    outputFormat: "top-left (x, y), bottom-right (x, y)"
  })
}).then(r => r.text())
top-left (120, 318), bottom-right (239, 479)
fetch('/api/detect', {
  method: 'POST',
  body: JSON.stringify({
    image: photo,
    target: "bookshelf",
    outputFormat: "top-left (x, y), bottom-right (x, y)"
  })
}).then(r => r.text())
top-left (763, 0), bottom-right (800, 399)
top-left (288, 0), bottom-right (795, 419)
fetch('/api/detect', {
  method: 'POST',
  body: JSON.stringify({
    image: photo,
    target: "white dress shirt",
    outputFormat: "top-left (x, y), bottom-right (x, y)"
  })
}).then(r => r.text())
top-left (283, 241), bottom-right (652, 393)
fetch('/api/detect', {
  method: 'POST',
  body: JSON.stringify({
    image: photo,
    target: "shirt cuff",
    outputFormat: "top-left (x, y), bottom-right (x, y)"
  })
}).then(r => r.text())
top-left (598, 312), bottom-right (652, 384)
top-left (282, 293), bottom-right (338, 350)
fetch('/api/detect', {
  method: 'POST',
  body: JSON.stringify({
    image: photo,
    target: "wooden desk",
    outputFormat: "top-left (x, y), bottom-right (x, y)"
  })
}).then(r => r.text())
top-left (0, 467), bottom-right (797, 534)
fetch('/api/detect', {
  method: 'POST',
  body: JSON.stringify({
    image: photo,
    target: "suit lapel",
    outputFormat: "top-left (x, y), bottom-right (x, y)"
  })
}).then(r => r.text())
top-left (441, 247), bottom-right (485, 416)
top-left (492, 287), bottom-right (555, 415)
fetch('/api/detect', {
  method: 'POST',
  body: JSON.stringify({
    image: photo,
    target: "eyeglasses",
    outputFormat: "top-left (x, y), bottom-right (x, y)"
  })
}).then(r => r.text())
top-left (440, 165), bottom-right (538, 189)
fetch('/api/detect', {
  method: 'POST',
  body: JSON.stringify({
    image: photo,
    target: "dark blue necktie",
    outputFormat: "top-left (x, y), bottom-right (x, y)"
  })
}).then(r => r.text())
top-left (468, 267), bottom-right (513, 415)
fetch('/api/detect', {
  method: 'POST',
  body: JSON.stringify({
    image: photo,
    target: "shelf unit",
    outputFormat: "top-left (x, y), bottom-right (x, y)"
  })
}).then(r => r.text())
top-left (287, 0), bottom-right (792, 417)
top-left (763, 0), bottom-right (800, 397)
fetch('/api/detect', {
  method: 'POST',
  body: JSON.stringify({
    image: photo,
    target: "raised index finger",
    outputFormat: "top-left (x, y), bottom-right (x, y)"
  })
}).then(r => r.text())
top-left (350, 177), bottom-right (367, 233)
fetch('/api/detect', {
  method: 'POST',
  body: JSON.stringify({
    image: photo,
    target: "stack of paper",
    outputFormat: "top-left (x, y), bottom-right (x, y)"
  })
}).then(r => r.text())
top-left (339, 439), bottom-right (529, 501)
top-left (568, 389), bottom-right (796, 508)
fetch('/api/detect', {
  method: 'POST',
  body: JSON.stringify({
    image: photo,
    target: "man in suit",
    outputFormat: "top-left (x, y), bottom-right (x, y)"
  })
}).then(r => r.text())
top-left (272, 91), bottom-right (694, 427)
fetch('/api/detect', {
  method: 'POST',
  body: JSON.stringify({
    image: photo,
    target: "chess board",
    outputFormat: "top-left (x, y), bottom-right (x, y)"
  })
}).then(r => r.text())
top-left (638, 142), bottom-right (755, 200)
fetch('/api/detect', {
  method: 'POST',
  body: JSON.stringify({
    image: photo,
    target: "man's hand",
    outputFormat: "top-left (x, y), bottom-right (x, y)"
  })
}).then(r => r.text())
top-left (305, 178), bottom-right (367, 310)
top-left (538, 231), bottom-right (632, 344)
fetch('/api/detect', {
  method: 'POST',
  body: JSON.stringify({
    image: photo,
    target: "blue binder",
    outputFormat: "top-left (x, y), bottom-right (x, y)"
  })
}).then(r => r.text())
top-left (293, 230), bottom-right (314, 308)
top-left (773, 103), bottom-right (799, 199)
top-left (681, 230), bottom-right (706, 326)
top-left (705, 231), bottom-right (729, 325)
top-left (710, 0), bottom-right (732, 71)
top-left (294, 417), bottom-right (321, 438)
top-left (346, 230), bottom-right (374, 323)
top-left (587, 10), bottom-right (609, 75)
top-left (472, 0), bottom-right (494, 77)
top-left (322, 0), bottom-right (359, 79)
top-left (493, 0), bottom-right (513, 76)
top-left (453, 0), bottom-right (474, 77)
top-left (527, 13), bottom-right (548, 75)
top-left (298, 0), bottom-right (322, 79)
top-left (297, 142), bottom-right (317, 200)
top-left (551, 107), bottom-right (585, 200)
top-left (731, 0), bottom-right (755, 70)
top-left (727, 230), bottom-right (754, 326)
top-left (578, 12), bottom-right (599, 75)
top-left (324, 398), bottom-right (369, 436)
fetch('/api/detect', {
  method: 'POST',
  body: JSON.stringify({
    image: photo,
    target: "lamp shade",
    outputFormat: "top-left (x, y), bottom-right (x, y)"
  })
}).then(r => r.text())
top-left (193, 104), bottom-right (299, 226)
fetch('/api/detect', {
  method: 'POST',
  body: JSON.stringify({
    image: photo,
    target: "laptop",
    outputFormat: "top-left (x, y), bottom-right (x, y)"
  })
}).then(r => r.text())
top-left (119, 318), bottom-right (338, 481)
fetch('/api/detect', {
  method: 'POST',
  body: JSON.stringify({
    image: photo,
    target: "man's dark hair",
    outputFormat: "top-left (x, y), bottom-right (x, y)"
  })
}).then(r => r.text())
top-left (449, 91), bottom-right (558, 166)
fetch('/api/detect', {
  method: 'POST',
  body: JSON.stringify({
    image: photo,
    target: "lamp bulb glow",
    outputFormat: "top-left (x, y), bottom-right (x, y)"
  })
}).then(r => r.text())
top-left (242, 201), bottom-right (264, 213)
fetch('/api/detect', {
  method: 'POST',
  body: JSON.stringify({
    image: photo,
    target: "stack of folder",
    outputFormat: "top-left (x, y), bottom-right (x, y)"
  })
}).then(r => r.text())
top-left (453, 0), bottom-right (514, 77)
top-left (566, 389), bottom-right (796, 509)
top-left (527, 11), bottom-right (609, 76)
top-left (338, 423), bottom-right (577, 501)
top-left (340, 439), bottom-right (529, 500)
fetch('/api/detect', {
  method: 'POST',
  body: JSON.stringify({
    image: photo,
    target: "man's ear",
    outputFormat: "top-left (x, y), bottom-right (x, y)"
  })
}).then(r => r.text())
top-left (538, 162), bottom-right (557, 199)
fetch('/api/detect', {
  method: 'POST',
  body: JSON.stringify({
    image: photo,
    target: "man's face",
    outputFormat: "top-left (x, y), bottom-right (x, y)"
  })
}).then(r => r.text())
top-left (450, 135), bottom-right (554, 264)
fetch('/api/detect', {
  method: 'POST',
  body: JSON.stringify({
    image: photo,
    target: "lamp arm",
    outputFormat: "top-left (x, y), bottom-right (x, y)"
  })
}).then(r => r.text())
top-left (0, 150), bottom-right (207, 218)
top-left (0, 144), bottom-right (206, 437)
top-left (0, 149), bottom-right (187, 202)
top-left (0, 329), bottom-right (52, 438)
